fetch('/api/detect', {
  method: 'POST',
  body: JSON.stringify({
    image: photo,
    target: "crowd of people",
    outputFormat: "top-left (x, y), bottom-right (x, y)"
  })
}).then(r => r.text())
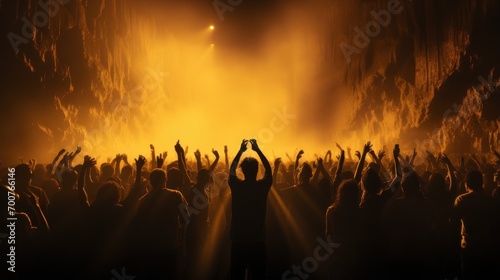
top-left (1, 138), bottom-right (500, 280)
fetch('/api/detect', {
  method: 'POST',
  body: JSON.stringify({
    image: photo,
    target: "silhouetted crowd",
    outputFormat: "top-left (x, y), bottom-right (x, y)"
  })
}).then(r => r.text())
top-left (1, 139), bottom-right (500, 280)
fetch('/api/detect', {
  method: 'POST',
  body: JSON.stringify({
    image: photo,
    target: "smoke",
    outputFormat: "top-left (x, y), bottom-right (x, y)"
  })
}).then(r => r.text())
top-left (1, 0), bottom-right (498, 163)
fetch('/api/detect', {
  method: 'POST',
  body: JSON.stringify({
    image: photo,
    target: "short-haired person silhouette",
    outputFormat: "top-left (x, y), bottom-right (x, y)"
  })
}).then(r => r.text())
top-left (228, 139), bottom-right (272, 280)
top-left (135, 165), bottom-right (189, 279)
top-left (452, 170), bottom-right (496, 279)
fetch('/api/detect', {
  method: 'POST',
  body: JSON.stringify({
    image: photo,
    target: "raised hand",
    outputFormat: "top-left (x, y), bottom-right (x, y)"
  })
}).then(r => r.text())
top-left (135, 155), bottom-right (147, 169)
top-left (122, 154), bottom-right (129, 164)
top-left (394, 144), bottom-right (401, 158)
top-left (194, 149), bottom-right (201, 160)
top-left (335, 142), bottom-right (344, 152)
top-left (175, 140), bottom-right (184, 154)
top-left (274, 157), bottom-right (282, 168)
top-left (378, 150), bottom-right (386, 161)
top-left (250, 139), bottom-right (260, 151)
top-left (296, 150), bottom-right (304, 161)
top-left (363, 141), bottom-right (373, 155)
top-left (212, 149), bottom-right (220, 158)
top-left (204, 154), bottom-right (209, 161)
top-left (317, 157), bottom-right (323, 166)
top-left (224, 145), bottom-right (228, 155)
top-left (239, 139), bottom-right (249, 152)
top-left (75, 145), bottom-right (82, 154)
top-left (425, 150), bottom-right (437, 165)
top-left (439, 153), bottom-right (452, 166)
top-left (156, 154), bottom-right (164, 168)
top-left (150, 144), bottom-right (155, 151)
top-left (83, 155), bottom-right (97, 168)
top-left (57, 148), bottom-right (66, 157)
top-left (355, 151), bottom-right (361, 160)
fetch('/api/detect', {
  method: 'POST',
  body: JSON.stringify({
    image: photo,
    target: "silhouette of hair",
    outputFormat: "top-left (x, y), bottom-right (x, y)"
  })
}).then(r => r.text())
top-left (240, 157), bottom-right (259, 180)
top-left (333, 179), bottom-right (359, 208)
top-left (61, 170), bottom-right (78, 189)
top-left (92, 181), bottom-right (120, 208)
top-left (402, 173), bottom-right (422, 198)
top-left (298, 163), bottom-right (312, 182)
top-left (100, 163), bottom-right (114, 179)
top-left (361, 167), bottom-right (381, 193)
top-left (466, 170), bottom-right (483, 191)
top-left (14, 164), bottom-right (32, 183)
top-left (150, 168), bottom-right (167, 188)
top-left (166, 167), bottom-right (182, 188)
top-left (121, 165), bottom-right (133, 178)
top-left (367, 162), bottom-right (380, 173)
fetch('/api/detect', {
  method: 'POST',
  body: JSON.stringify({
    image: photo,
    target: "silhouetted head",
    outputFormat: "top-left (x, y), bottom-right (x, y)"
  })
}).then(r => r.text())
top-left (240, 157), bottom-right (259, 181)
top-left (150, 168), bottom-right (167, 189)
top-left (120, 165), bottom-right (133, 180)
top-left (197, 168), bottom-right (211, 186)
top-left (402, 173), bottom-right (423, 198)
top-left (367, 162), bottom-right (380, 174)
top-left (41, 179), bottom-right (59, 194)
top-left (361, 167), bottom-right (381, 193)
top-left (14, 164), bottom-right (32, 187)
top-left (33, 164), bottom-right (46, 180)
top-left (92, 182), bottom-right (120, 208)
top-left (61, 170), bottom-right (78, 189)
top-left (166, 167), bottom-right (182, 189)
top-left (333, 179), bottom-right (359, 208)
top-left (465, 170), bottom-right (483, 191)
top-left (100, 163), bottom-right (114, 180)
top-left (298, 163), bottom-right (312, 183)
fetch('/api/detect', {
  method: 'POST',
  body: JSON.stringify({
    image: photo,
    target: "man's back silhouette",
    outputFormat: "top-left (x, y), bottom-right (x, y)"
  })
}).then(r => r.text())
top-left (228, 139), bottom-right (272, 280)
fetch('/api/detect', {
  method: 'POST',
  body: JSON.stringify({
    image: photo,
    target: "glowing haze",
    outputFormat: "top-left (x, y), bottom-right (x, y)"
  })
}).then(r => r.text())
top-left (2, 0), bottom-right (498, 163)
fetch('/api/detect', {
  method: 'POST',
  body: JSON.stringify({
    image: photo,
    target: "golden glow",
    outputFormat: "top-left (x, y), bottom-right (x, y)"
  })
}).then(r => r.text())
top-left (51, 3), bottom-right (439, 162)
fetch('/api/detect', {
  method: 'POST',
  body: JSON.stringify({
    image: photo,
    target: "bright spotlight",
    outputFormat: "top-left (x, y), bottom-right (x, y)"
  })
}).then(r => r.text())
top-left (211, 44), bottom-right (215, 47)
top-left (209, 25), bottom-right (215, 30)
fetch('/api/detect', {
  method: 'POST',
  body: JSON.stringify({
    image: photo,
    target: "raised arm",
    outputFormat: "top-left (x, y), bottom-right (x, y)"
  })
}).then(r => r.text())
top-left (175, 141), bottom-right (192, 185)
top-left (114, 154), bottom-right (122, 177)
top-left (209, 149), bottom-right (220, 172)
top-left (68, 145), bottom-right (81, 169)
top-left (354, 141), bottom-right (372, 183)
top-left (409, 148), bottom-right (417, 167)
top-left (150, 144), bottom-right (156, 171)
top-left (204, 154), bottom-right (211, 169)
top-left (122, 155), bottom-right (147, 208)
top-left (388, 145), bottom-right (402, 192)
top-left (156, 153), bottom-right (165, 169)
top-left (273, 157), bottom-right (282, 187)
top-left (78, 156), bottom-right (96, 210)
top-left (229, 140), bottom-right (248, 177)
top-left (439, 153), bottom-right (458, 200)
top-left (250, 139), bottom-right (272, 179)
top-left (294, 150), bottom-right (304, 184)
top-left (332, 148), bottom-right (345, 201)
top-left (48, 148), bottom-right (66, 176)
top-left (224, 145), bottom-right (229, 173)
top-left (194, 150), bottom-right (203, 171)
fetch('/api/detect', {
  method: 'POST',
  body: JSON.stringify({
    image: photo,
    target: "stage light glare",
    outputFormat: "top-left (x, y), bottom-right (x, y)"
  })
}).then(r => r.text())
top-left (209, 25), bottom-right (215, 30)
